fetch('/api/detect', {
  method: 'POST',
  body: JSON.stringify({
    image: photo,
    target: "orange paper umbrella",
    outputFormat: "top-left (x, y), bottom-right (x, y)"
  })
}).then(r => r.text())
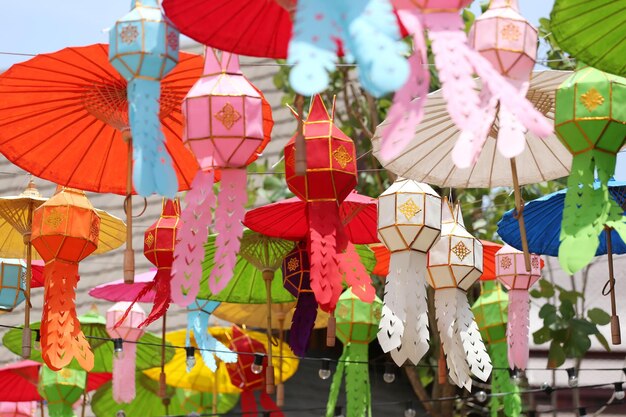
top-left (0, 44), bottom-right (203, 283)
top-left (30, 187), bottom-right (101, 372)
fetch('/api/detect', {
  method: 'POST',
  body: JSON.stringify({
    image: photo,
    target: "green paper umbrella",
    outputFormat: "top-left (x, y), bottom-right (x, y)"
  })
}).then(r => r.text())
top-left (39, 366), bottom-right (86, 417)
top-left (551, 0), bottom-right (626, 77)
top-left (326, 289), bottom-right (382, 417)
top-left (91, 373), bottom-right (239, 417)
top-left (2, 308), bottom-right (173, 373)
top-left (472, 281), bottom-right (521, 417)
top-left (555, 64), bottom-right (626, 274)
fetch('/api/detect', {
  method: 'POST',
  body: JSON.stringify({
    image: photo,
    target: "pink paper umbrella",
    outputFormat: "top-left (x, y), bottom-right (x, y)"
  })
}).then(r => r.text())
top-left (106, 302), bottom-right (145, 404)
top-left (0, 401), bottom-right (36, 417)
top-left (495, 244), bottom-right (542, 370)
top-left (379, 0), bottom-right (552, 161)
top-left (88, 270), bottom-right (157, 303)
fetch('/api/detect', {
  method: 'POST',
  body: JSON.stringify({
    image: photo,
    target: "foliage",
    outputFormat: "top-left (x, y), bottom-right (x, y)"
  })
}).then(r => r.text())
top-left (530, 278), bottom-right (610, 368)
top-left (537, 18), bottom-right (576, 71)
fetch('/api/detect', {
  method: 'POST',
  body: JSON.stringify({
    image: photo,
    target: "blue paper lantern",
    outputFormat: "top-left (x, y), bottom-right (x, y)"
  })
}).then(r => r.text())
top-left (109, 0), bottom-right (180, 198)
top-left (0, 258), bottom-right (26, 312)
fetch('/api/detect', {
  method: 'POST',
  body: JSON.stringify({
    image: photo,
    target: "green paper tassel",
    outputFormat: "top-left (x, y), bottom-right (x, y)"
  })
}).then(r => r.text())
top-left (489, 343), bottom-right (521, 417)
top-left (326, 344), bottom-right (372, 417)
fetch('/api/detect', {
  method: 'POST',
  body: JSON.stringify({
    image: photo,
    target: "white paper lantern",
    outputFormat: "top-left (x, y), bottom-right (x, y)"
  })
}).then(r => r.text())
top-left (377, 178), bottom-right (442, 366)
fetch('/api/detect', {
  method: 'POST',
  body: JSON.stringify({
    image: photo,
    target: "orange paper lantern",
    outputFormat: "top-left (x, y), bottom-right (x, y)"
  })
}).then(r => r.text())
top-left (30, 187), bottom-right (100, 371)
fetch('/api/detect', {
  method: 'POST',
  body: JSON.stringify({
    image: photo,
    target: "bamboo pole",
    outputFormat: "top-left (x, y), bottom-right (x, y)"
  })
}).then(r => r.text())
top-left (22, 200), bottom-right (33, 359)
top-left (605, 226), bottom-right (621, 344)
top-left (263, 270), bottom-right (275, 394)
top-left (510, 158), bottom-right (532, 271)
top-left (294, 94), bottom-right (306, 176)
top-left (123, 130), bottom-right (135, 283)
top-left (276, 314), bottom-right (285, 407)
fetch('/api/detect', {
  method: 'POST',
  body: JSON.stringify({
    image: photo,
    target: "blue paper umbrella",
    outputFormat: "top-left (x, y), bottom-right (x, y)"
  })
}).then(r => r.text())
top-left (497, 180), bottom-right (626, 257)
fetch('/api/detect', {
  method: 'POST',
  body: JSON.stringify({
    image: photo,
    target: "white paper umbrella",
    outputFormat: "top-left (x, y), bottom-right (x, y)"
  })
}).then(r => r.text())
top-left (373, 70), bottom-right (572, 188)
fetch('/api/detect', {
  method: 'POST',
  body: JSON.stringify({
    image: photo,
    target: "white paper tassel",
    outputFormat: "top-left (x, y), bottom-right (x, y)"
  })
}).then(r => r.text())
top-left (455, 289), bottom-right (492, 382)
top-left (436, 287), bottom-right (471, 390)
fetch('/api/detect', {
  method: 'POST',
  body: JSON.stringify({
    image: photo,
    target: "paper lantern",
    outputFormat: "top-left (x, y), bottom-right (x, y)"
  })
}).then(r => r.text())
top-left (555, 65), bottom-right (626, 274)
top-left (0, 401), bottom-right (36, 417)
top-left (426, 199), bottom-right (491, 390)
top-left (326, 289), bottom-right (382, 417)
top-left (284, 95), bottom-right (373, 314)
top-left (471, 281), bottom-right (521, 417)
top-left (287, 1), bottom-right (408, 97)
top-left (377, 179), bottom-right (441, 366)
top-left (106, 302), bottom-right (145, 403)
top-left (186, 299), bottom-right (237, 371)
top-left (172, 49), bottom-right (272, 304)
top-left (452, 0), bottom-right (539, 166)
top-left (281, 242), bottom-right (317, 356)
top-left (495, 244), bottom-right (541, 370)
top-left (109, 0), bottom-right (180, 197)
top-left (378, 0), bottom-right (551, 162)
top-left (31, 187), bottom-right (100, 372)
top-left (225, 326), bottom-right (281, 416)
top-left (0, 258), bottom-right (26, 312)
top-left (38, 366), bottom-right (86, 417)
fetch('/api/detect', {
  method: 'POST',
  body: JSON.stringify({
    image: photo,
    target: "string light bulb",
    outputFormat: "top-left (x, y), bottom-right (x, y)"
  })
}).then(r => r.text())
top-left (540, 382), bottom-right (553, 394)
top-left (318, 359), bottom-right (331, 380)
top-left (510, 367), bottom-right (522, 386)
top-left (113, 338), bottom-right (123, 359)
top-left (614, 382), bottom-right (625, 401)
top-left (566, 367), bottom-right (578, 387)
top-left (578, 407), bottom-right (588, 417)
top-left (475, 391), bottom-right (488, 403)
top-left (334, 406), bottom-right (344, 417)
top-left (185, 346), bottom-right (196, 369)
top-left (404, 401), bottom-right (417, 417)
top-left (116, 411), bottom-right (126, 417)
top-left (251, 353), bottom-right (264, 374)
top-left (383, 363), bottom-right (396, 383)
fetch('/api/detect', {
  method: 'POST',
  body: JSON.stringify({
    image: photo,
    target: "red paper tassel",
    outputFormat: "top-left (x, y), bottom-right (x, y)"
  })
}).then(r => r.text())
top-left (308, 202), bottom-right (343, 312)
top-left (139, 268), bottom-right (172, 327)
top-left (41, 261), bottom-right (94, 371)
top-left (259, 390), bottom-right (285, 417)
top-left (240, 391), bottom-right (258, 416)
top-left (338, 241), bottom-right (376, 303)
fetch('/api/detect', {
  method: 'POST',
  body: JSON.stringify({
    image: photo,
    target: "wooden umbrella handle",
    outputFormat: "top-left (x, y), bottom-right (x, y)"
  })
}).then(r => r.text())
top-left (263, 270), bottom-right (276, 394)
top-left (510, 158), bottom-right (532, 271)
top-left (123, 130), bottom-right (135, 283)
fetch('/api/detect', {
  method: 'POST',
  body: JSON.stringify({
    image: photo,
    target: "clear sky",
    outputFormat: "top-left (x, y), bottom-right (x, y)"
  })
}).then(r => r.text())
top-left (3, 0), bottom-right (624, 179)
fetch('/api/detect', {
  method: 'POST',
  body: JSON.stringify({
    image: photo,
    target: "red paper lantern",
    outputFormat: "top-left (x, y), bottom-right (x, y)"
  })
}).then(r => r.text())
top-left (284, 95), bottom-right (358, 313)
top-left (31, 187), bottom-right (100, 371)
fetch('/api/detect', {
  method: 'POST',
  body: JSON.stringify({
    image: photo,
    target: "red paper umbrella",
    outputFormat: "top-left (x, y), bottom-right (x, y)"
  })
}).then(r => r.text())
top-left (243, 190), bottom-right (378, 244)
top-left (0, 360), bottom-right (110, 403)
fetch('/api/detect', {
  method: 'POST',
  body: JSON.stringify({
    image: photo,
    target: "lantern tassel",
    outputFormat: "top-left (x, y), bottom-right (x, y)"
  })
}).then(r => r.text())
top-left (435, 288), bottom-right (471, 390)
top-left (172, 170), bottom-right (215, 306)
top-left (325, 344), bottom-right (371, 417)
top-left (41, 261), bottom-right (94, 372)
top-left (128, 78), bottom-right (178, 198)
top-left (259, 390), bottom-right (285, 417)
top-left (288, 292), bottom-right (318, 356)
top-left (507, 290), bottom-right (530, 370)
top-left (455, 289), bottom-right (492, 382)
top-left (379, 9), bottom-right (429, 161)
top-left (337, 242), bottom-right (376, 303)
top-left (209, 169), bottom-right (247, 294)
top-left (308, 202), bottom-right (344, 312)
top-left (490, 342), bottom-right (522, 417)
top-left (240, 391), bottom-right (258, 417)
top-left (139, 268), bottom-right (172, 328)
top-left (426, 13), bottom-right (552, 168)
top-left (378, 252), bottom-right (407, 354)
top-left (112, 342), bottom-right (137, 403)
top-left (187, 301), bottom-right (237, 371)
top-left (325, 349), bottom-right (346, 417)
top-left (496, 80), bottom-right (529, 159)
top-left (47, 401), bottom-right (76, 417)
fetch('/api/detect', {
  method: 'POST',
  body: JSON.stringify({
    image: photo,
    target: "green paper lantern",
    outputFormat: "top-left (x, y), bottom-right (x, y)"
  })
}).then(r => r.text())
top-left (326, 289), bottom-right (382, 417)
top-left (555, 64), bottom-right (626, 274)
top-left (472, 281), bottom-right (521, 417)
top-left (39, 366), bottom-right (86, 417)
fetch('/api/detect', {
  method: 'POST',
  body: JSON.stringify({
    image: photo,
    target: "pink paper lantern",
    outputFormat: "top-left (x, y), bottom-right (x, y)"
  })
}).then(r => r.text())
top-left (0, 402), bottom-right (35, 417)
top-left (495, 244), bottom-right (541, 370)
top-left (172, 48), bottom-right (272, 306)
top-left (106, 302), bottom-right (146, 403)
top-left (393, 0), bottom-right (472, 10)
top-left (470, 0), bottom-right (537, 83)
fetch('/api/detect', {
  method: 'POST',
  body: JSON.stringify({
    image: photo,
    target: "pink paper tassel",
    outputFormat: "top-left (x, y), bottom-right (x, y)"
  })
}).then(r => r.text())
top-left (113, 342), bottom-right (138, 403)
top-left (507, 290), bottom-right (530, 370)
top-left (379, 9), bottom-right (430, 162)
top-left (172, 170), bottom-right (215, 306)
top-left (337, 242), bottom-right (376, 303)
top-left (209, 169), bottom-right (247, 294)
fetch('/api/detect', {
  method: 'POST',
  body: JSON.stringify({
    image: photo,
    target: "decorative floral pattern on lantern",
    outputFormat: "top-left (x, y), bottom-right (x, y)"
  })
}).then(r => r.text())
top-left (495, 244), bottom-right (541, 370)
top-left (172, 49), bottom-right (273, 306)
top-left (287, 0), bottom-right (409, 97)
top-left (326, 289), bottom-right (382, 417)
top-left (377, 178), bottom-right (441, 366)
top-left (555, 65), bottom-right (626, 274)
top-left (281, 242), bottom-right (317, 356)
top-left (426, 199), bottom-right (491, 390)
top-left (284, 95), bottom-right (373, 314)
top-left (0, 258), bottom-right (26, 312)
top-left (106, 302), bottom-right (145, 403)
top-left (225, 326), bottom-right (283, 417)
top-left (38, 365), bottom-right (86, 417)
top-left (378, 0), bottom-right (551, 162)
top-left (109, 0), bottom-right (180, 197)
top-left (471, 281), bottom-right (522, 417)
top-left (31, 187), bottom-right (100, 372)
